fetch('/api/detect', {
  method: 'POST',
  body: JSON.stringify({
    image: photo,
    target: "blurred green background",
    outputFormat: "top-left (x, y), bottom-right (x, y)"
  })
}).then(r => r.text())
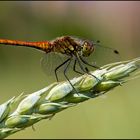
top-left (0, 1), bottom-right (140, 139)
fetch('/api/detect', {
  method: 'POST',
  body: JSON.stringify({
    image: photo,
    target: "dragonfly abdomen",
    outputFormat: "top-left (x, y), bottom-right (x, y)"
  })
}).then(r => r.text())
top-left (0, 39), bottom-right (53, 53)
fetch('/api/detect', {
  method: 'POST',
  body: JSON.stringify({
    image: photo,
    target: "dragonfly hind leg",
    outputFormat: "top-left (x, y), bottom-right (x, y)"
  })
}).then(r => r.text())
top-left (63, 58), bottom-right (80, 94)
top-left (54, 57), bottom-right (79, 95)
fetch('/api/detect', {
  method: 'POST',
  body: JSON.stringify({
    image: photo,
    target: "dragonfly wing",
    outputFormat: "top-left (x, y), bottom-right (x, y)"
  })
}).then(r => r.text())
top-left (82, 44), bottom-right (121, 70)
top-left (40, 52), bottom-right (70, 81)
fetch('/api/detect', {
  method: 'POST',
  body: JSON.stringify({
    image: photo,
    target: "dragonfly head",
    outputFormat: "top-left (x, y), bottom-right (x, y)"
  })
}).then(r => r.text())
top-left (80, 40), bottom-right (95, 57)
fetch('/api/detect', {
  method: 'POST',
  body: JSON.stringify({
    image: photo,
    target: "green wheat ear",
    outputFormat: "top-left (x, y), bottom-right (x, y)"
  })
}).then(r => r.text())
top-left (0, 57), bottom-right (140, 139)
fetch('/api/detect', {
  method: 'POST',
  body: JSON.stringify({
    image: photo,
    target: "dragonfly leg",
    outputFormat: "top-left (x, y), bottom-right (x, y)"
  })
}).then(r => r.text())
top-left (54, 58), bottom-right (71, 82)
top-left (74, 55), bottom-right (90, 73)
top-left (73, 59), bottom-right (84, 75)
top-left (76, 56), bottom-right (89, 73)
top-left (63, 58), bottom-right (79, 94)
top-left (79, 55), bottom-right (101, 69)
top-left (85, 67), bottom-right (89, 73)
top-left (76, 55), bottom-right (101, 82)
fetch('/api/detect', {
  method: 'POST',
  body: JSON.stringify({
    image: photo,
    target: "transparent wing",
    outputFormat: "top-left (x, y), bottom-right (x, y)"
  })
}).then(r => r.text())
top-left (40, 52), bottom-right (72, 81)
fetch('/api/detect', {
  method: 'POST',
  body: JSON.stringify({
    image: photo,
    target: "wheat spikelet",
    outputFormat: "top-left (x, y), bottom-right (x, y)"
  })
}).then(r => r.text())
top-left (0, 57), bottom-right (140, 139)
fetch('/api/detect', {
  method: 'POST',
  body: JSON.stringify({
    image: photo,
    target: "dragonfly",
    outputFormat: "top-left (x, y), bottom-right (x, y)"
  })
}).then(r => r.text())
top-left (0, 36), bottom-right (119, 92)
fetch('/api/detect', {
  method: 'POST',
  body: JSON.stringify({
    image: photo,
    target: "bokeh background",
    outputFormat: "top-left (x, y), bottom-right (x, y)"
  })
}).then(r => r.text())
top-left (0, 1), bottom-right (140, 139)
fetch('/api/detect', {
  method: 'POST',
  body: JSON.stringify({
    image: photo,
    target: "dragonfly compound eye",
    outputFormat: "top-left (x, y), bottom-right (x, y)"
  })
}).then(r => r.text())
top-left (81, 40), bottom-right (94, 57)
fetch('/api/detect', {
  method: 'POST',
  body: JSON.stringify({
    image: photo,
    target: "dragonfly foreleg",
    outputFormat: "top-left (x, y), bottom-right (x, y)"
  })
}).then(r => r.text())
top-left (79, 55), bottom-right (101, 69)
top-left (76, 54), bottom-right (101, 82)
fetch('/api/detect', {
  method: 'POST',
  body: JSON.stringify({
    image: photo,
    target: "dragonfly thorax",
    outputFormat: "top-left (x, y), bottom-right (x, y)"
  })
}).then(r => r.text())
top-left (51, 36), bottom-right (95, 57)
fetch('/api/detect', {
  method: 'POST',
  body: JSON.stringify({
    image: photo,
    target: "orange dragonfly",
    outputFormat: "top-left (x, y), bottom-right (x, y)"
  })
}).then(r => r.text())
top-left (0, 36), bottom-right (119, 92)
